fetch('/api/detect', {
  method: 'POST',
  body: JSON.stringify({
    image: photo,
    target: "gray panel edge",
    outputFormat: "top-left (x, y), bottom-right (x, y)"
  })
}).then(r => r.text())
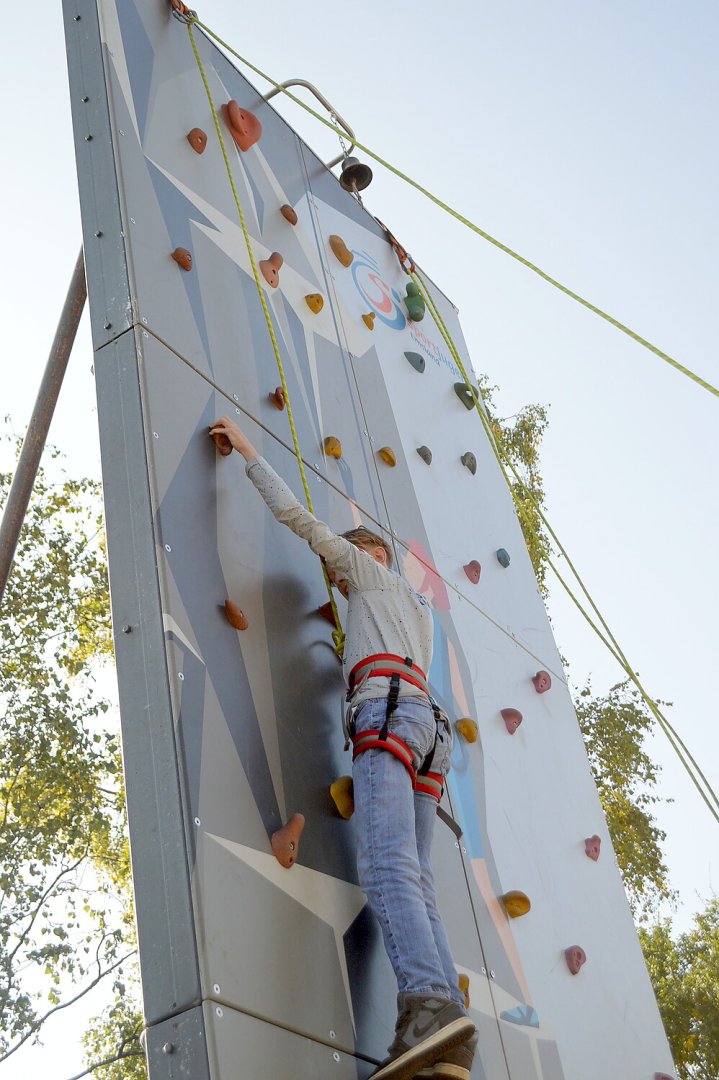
top-left (145, 1005), bottom-right (211, 1080)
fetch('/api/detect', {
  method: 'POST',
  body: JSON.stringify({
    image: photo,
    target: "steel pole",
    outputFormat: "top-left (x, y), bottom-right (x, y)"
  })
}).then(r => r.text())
top-left (0, 248), bottom-right (87, 605)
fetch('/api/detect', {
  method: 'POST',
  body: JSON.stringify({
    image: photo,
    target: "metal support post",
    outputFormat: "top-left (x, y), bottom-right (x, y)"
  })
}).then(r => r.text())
top-left (0, 248), bottom-right (87, 605)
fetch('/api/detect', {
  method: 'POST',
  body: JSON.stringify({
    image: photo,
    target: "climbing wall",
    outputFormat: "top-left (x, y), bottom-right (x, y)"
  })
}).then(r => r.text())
top-left (63, 1), bottom-right (675, 1078)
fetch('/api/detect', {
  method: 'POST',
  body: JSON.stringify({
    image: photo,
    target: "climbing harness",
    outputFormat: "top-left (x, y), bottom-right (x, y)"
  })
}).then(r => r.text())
top-left (346, 654), bottom-right (449, 804)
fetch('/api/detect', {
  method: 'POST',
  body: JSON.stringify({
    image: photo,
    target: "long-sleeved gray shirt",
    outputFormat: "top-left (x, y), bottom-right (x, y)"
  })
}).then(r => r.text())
top-left (246, 456), bottom-right (434, 707)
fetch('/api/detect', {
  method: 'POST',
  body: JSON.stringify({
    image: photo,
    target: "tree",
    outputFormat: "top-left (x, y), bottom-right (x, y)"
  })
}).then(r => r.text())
top-left (0, 431), bottom-right (145, 1077)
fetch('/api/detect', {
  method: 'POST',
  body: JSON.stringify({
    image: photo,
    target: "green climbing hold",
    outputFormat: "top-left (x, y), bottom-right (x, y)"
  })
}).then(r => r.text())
top-left (404, 351), bottom-right (425, 373)
top-left (496, 548), bottom-right (511, 568)
top-left (405, 282), bottom-right (426, 322)
top-left (454, 382), bottom-right (479, 410)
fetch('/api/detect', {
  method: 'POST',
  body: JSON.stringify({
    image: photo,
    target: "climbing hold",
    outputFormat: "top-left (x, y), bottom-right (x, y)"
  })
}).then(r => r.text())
top-left (404, 282), bottom-right (426, 322)
top-left (268, 386), bottom-right (285, 411)
top-left (210, 429), bottom-right (233, 456)
top-left (330, 776), bottom-right (354, 820)
top-left (501, 708), bottom-right (523, 735)
top-left (305, 293), bottom-right (324, 314)
top-left (453, 383), bottom-right (479, 410)
top-left (317, 601), bottom-right (336, 625)
top-left (532, 670), bottom-right (552, 694)
top-left (378, 447), bottom-right (396, 467)
top-left (455, 717), bottom-right (478, 743)
top-left (564, 945), bottom-right (586, 975)
top-left (416, 446), bottom-right (432, 465)
top-left (584, 835), bottom-right (602, 861)
top-left (186, 128), bottom-right (207, 154)
top-left (222, 100), bottom-right (262, 151)
top-left (171, 247), bottom-right (192, 271)
top-left (339, 156), bottom-right (373, 192)
top-left (404, 351), bottom-right (425, 374)
top-left (463, 560), bottom-right (481, 584)
top-left (362, 312), bottom-right (376, 330)
top-left (224, 599), bottom-right (248, 631)
top-left (654, 1074), bottom-right (675, 1080)
top-left (501, 891), bottom-right (531, 919)
top-left (500, 1006), bottom-right (539, 1028)
top-left (323, 436), bottom-right (342, 459)
top-left (260, 252), bottom-right (283, 288)
top-left (457, 973), bottom-right (470, 1010)
top-left (271, 813), bottom-right (305, 868)
top-left (461, 452), bottom-right (477, 475)
top-left (329, 234), bottom-right (353, 267)
top-left (496, 548), bottom-right (511, 568)
top-left (280, 204), bottom-right (298, 225)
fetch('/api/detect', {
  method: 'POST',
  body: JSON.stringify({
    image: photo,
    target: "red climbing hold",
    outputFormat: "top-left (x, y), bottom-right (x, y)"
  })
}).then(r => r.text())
top-left (224, 599), bottom-right (248, 630)
top-left (268, 386), bottom-right (285, 411)
top-left (532, 670), bottom-right (552, 694)
top-left (564, 945), bottom-right (586, 975)
top-left (317, 601), bottom-right (336, 626)
top-left (210, 429), bottom-right (233, 456)
top-left (171, 247), bottom-right (192, 271)
top-left (222, 100), bottom-right (262, 151)
top-left (463, 560), bottom-right (481, 584)
top-left (280, 204), bottom-right (298, 225)
top-left (187, 128), bottom-right (207, 154)
top-left (271, 813), bottom-right (305, 868)
top-left (501, 708), bottom-right (523, 735)
top-left (584, 835), bottom-right (601, 861)
top-left (260, 252), bottom-right (283, 288)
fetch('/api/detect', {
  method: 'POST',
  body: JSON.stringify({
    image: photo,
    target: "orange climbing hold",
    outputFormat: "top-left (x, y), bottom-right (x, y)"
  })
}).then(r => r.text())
top-left (271, 813), bottom-right (305, 868)
top-left (268, 386), bottom-right (285, 411)
top-left (584, 835), bottom-right (601, 861)
top-left (564, 945), bottom-right (586, 975)
top-left (187, 128), bottom-right (207, 154)
top-left (210, 429), bottom-right (233, 456)
top-left (330, 776), bottom-right (355, 820)
top-left (305, 293), bottom-right (324, 314)
top-left (532, 670), bottom-right (552, 694)
top-left (362, 312), bottom-right (376, 330)
top-left (463, 560), bottom-right (481, 584)
top-left (171, 247), bottom-right (193, 271)
top-left (224, 599), bottom-right (248, 630)
top-left (222, 100), bottom-right (262, 151)
top-left (501, 708), bottom-right (523, 735)
top-left (501, 891), bottom-right (531, 918)
top-left (378, 447), bottom-right (396, 467)
top-left (457, 973), bottom-right (470, 1009)
top-left (280, 204), bottom-right (298, 225)
top-left (455, 717), bottom-right (478, 743)
top-left (260, 252), bottom-right (283, 288)
top-left (323, 436), bottom-right (342, 459)
top-left (329, 234), bottom-right (354, 267)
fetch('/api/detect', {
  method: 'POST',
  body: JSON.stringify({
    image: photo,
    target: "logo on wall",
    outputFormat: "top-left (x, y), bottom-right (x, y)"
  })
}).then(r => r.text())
top-left (351, 251), bottom-right (407, 330)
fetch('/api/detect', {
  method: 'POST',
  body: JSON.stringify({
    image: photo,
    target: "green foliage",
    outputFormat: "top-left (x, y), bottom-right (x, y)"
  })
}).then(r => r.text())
top-left (81, 996), bottom-right (146, 1079)
top-left (640, 900), bottom-right (719, 1080)
top-left (575, 680), bottom-right (674, 921)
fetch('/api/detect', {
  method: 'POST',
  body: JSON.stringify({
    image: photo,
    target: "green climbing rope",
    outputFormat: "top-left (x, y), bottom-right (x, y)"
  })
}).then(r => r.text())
top-left (186, 21), bottom-right (345, 657)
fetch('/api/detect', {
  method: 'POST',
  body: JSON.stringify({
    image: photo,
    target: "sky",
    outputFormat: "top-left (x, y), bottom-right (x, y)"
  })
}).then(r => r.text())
top-left (1, 0), bottom-right (717, 1075)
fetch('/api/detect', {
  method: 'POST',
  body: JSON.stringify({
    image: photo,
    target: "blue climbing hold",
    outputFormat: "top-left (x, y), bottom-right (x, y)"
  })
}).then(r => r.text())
top-left (500, 1006), bottom-right (539, 1028)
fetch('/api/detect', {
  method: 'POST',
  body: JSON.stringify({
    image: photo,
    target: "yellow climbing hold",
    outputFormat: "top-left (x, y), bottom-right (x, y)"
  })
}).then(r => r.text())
top-left (330, 776), bottom-right (354, 820)
top-left (378, 447), bottom-right (396, 467)
top-left (455, 717), bottom-right (478, 743)
top-left (329, 234), bottom-right (354, 267)
top-left (323, 436), bottom-right (342, 459)
top-left (501, 891), bottom-right (531, 919)
top-left (362, 312), bottom-right (376, 330)
top-left (305, 293), bottom-right (324, 314)
top-left (457, 973), bottom-right (470, 1009)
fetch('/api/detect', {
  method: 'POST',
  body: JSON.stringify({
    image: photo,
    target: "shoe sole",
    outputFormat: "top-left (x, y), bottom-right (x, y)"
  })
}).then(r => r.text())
top-left (370, 1018), bottom-right (476, 1080)
top-left (431, 1065), bottom-right (470, 1080)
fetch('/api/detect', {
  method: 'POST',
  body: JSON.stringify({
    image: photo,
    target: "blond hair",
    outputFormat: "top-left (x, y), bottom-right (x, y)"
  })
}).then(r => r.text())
top-left (341, 526), bottom-right (394, 568)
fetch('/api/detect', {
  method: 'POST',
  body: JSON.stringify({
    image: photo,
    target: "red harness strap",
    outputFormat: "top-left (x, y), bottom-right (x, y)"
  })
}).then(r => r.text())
top-left (351, 731), bottom-right (445, 803)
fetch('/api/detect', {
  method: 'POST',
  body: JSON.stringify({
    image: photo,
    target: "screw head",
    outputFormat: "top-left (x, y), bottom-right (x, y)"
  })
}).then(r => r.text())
top-left (490, 970), bottom-right (496, 979)
top-left (81, 95), bottom-right (89, 102)
top-left (332, 1052), bottom-right (340, 1063)
top-left (95, 230), bottom-right (103, 237)
top-left (194, 817), bottom-right (201, 826)
top-left (213, 983), bottom-right (221, 994)
top-left (164, 544), bottom-right (172, 552)
top-left (153, 432), bottom-right (159, 439)
top-left (85, 134), bottom-right (93, 141)
top-left (329, 1030), bottom-right (336, 1039)
top-left (216, 1006), bottom-right (223, 1017)
top-left (74, 14), bottom-right (81, 20)
top-left (178, 672), bottom-right (184, 681)
top-left (121, 624), bottom-right (132, 634)
top-left (119, 129), bottom-right (125, 136)
top-left (162, 1042), bottom-right (175, 1054)
top-left (103, 322), bottom-right (112, 330)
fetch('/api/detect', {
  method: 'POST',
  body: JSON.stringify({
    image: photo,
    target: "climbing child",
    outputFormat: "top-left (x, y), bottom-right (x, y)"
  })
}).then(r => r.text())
top-left (209, 417), bottom-right (477, 1080)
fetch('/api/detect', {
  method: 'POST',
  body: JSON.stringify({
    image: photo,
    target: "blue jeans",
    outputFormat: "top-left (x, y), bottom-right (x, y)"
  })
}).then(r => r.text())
top-left (352, 696), bottom-right (463, 1005)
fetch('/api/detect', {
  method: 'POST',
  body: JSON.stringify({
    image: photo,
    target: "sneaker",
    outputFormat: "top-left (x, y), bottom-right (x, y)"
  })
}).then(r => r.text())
top-left (430, 1031), bottom-right (478, 1079)
top-left (370, 995), bottom-right (475, 1080)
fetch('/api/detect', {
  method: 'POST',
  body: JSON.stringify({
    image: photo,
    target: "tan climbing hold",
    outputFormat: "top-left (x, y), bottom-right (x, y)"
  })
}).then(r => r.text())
top-left (210, 429), bottom-right (233, 456)
top-left (362, 312), bottom-right (376, 330)
top-left (330, 776), bottom-right (355, 820)
top-left (280, 204), bottom-right (298, 225)
top-left (378, 447), bottom-right (396, 467)
top-left (329, 234), bottom-right (353, 267)
top-left (323, 436), bottom-right (342, 459)
top-left (171, 247), bottom-right (193, 271)
top-left (456, 717), bottom-right (478, 743)
top-left (224, 599), bottom-right (248, 631)
top-left (305, 293), bottom-right (324, 314)
top-left (271, 813), bottom-right (305, 868)
top-left (187, 128), bottom-right (207, 154)
top-left (501, 890), bottom-right (531, 919)
top-left (260, 252), bottom-right (283, 288)
top-left (457, 973), bottom-right (470, 1009)
top-left (268, 386), bottom-right (285, 411)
